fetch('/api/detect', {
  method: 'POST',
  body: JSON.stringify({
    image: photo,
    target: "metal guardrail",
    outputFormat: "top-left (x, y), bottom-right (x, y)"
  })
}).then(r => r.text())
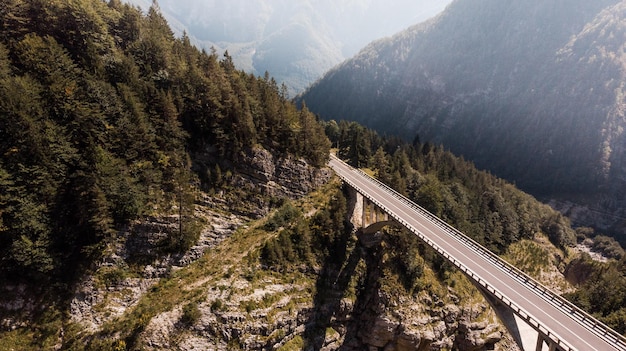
top-left (329, 154), bottom-right (626, 351)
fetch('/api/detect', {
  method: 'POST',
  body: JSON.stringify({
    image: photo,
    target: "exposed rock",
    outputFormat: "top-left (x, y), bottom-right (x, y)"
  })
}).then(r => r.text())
top-left (572, 242), bottom-right (609, 263)
top-left (142, 307), bottom-right (183, 349)
top-left (236, 146), bottom-right (332, 199)
top-left (36, 147), bottom-right (527, 351)
top-left (0, 284), bottom-right (36, 331)
top-left (323, 238), bottom-right (508, 351)
top-left (69, 198), bottom-right (247, 332)
top-left (454, 318), bottom-right (502, 351)
top-left (360, 316), bottom-right (400, 348)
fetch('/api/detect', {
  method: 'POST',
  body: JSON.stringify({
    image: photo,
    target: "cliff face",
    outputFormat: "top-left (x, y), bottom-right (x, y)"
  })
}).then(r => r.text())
top-left (2, 144), bottom-right (582, 350)
top-left (79, 220), bottom-right (513, 351)
top-left (235, 146), bottom-right (333, 199)
top-left (326, 242), bottom-right (512, 351)
top-left (64, 175), bottom-right (517, 351)
top-left (68, 146), bottom-right (331, 333)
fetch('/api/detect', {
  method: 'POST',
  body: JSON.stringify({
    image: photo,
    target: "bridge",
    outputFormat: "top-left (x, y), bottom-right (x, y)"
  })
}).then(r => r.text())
top-left (328, 154), bottom-right (626, 351)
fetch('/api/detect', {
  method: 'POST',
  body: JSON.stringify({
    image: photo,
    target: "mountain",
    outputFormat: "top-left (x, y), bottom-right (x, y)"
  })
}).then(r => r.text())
top-left (2, 1), bottom-right (626, 349)
top-left (298, 0), bottom-right (626, 235)
top-left (124, 0), bottom-right (453, 96)
top-left (0, 0), bottom-right (330, 285)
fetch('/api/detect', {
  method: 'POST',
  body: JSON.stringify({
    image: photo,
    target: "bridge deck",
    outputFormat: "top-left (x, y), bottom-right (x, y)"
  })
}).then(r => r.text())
top-left (329, 155), bottom-right (626, 351)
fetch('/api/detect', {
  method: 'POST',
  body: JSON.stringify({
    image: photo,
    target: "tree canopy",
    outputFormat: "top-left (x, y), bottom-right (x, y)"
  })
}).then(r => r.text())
top-left (0, 0), bottom-right (330, 282)
top-left (328, 120), bottom-right (576, 252)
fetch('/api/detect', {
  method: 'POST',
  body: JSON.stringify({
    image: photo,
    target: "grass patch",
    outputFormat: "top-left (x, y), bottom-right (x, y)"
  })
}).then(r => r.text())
top-left (65, 178), bottom-right (342, 349)
top-left (277, 335), bottom-right (304, 351)
top-left (503, 239), bottom-right (552, 278)
top-left (0, 329), bottom-right (36, 351)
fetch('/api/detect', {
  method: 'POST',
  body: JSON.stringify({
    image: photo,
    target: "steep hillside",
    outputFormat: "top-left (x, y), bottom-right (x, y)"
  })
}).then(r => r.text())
top-left (124, 0), bottom-right (452, 95)
top-left (299, 0), bottom-right (626, 235)
top-left (0, 0), bottom-right (329, 291)
top-left (2, 1), bottom-right (626, 350)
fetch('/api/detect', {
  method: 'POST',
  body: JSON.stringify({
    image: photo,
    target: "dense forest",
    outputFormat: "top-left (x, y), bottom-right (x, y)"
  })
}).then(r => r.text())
top-left (0, 0), bottom-right (329, 285)
top-left (327, 120), bottom-right (575, 252)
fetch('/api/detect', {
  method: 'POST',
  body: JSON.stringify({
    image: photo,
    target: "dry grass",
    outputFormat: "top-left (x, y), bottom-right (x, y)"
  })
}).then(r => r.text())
top-left (79, 179), bottom-right (344, 348)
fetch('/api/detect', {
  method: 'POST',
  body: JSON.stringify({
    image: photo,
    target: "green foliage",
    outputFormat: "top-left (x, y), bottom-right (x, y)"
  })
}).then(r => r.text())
top-left (180, 302), bottom-right (201, 326)
top-left (263, 202), bottom-right (301, 232)
top-left (0, 0), bottom-right (330, 285)
top-left (260, 221), bottom-right (313, 270)
top-left (541, 213), bottom-right (576, 250)
top-left (565, 255), bottom-right (626, 334)
top-left (164, 216), bottom-right (203, 253)
top-left (309, 187), bottom-right (349, 264)
top-left (260, 189), bottom-right (350, 271)
top-left (335, 121), bottom-right (376, 168)
top-left (415, 174), bottom-right (444, 217)
top-left (98, 266), bottom-right (131, 287)
top-left (387, 231), bottom-right (426, 293)
top-left (210, 299), bottom-right (224, 312)
top-left (331, 121), bottom-right (574, 252)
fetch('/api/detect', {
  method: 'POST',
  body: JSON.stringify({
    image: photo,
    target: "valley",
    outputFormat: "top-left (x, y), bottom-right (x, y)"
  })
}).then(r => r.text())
top-left (124, 0), bottom-right (452, 96)
top-left (299, 0), bottom-right (626, 239)
top-left (1, 1), bottom-right (626, 350)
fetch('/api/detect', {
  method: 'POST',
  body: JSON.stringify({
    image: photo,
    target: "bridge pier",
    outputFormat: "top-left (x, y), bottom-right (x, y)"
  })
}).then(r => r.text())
top-left (478, 286), bottom-right (562, 351)
top-left (346, 185), bottom-right (396, 247)
top-left (347, 187), bottom-right (365, 229)
top-left (332, 156), bottom-right (626, 351)
top-left (535, 335), bottom-right (559, 351)
top-left (362, 198), bottom-right (388, 227)
top-left (348, 186), bottom-right (390, 230)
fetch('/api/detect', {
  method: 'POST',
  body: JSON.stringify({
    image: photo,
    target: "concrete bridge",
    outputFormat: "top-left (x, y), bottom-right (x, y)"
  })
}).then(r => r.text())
top-left (329, 154), bottom-right (626, 351)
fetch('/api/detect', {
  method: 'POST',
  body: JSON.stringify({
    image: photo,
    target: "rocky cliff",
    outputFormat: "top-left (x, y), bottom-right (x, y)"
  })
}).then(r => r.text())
top-left (235, 146), bottom-right (333, 200)
top-left (63, 176), bottom-right (522, 351)
top-left (1, 145), bottom-right (585, 350)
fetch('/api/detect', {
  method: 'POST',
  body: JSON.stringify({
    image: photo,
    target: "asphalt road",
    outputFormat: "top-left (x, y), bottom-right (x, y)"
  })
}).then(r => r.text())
top-left (329, 155), bottom-right (623, 351)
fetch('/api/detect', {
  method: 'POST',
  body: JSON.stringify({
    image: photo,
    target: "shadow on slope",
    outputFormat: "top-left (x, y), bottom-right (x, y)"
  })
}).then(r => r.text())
top-left (303, 225), bottom-right (386, 350)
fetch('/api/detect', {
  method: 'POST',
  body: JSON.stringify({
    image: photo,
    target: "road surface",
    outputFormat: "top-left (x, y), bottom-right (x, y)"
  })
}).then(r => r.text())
top-left (329, 155), bottom-right (625, 351)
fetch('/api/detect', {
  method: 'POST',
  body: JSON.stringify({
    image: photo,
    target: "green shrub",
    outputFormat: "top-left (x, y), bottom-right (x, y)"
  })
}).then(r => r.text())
top-left (99, 267), bottom-right (129, 287)
top-left (211, 299), bottom-right (224, 312)
top-left (264, 202), bottom-right (301, 231)
top-left (163, 216), bottom-right (203, 253)
top-left (180, 302), bottom-right (201, 326)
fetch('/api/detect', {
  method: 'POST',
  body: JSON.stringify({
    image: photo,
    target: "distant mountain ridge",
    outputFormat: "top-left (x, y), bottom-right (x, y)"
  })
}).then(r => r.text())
top-left (124, 0), bottom-right (452, 95)
top-left (299, 0), bottom-right (626, 235)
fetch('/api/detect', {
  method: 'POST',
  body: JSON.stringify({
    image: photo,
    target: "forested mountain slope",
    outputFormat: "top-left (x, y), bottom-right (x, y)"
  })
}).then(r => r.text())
top-left (124, 0), bottom-right (452, 96)
top-left (299, 0), bottom-right (626, 236)
top-left (1, 1), bottom-right (625, 350)
top-left (0, 0), bottom-right (329, 285)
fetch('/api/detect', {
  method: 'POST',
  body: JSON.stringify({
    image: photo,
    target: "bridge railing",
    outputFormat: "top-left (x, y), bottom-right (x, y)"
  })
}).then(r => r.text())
top-left (330, 155), bottom-right (626, 351)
